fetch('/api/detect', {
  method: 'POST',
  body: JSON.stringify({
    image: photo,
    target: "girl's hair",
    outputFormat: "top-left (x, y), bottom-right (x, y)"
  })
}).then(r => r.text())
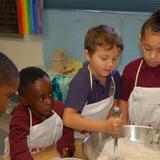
top-left (18, 66), bottom-right (49, 96)
top-left (0, 52), bottom-right (19, 85)
top-left (141, 9), bottom-right (160, 37)
top-left (84, 24), bottom-right (124, 54)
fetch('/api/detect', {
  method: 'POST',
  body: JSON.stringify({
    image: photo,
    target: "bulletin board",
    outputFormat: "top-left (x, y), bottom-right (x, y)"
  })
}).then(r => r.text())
top-left (0, 0), bottom-right (21, 37)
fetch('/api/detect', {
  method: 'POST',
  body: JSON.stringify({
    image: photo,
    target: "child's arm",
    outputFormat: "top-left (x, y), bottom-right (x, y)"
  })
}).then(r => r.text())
top-left (9, 110), bottom-right (33, 160)
top-left (54, 100), bottom-right (75, 157)
top-left (63, 107), bottom-right (122, 134)
top-left (119, 99), bottom-right (129, 124)
top-left (56, 126), bottom-right (75, 157)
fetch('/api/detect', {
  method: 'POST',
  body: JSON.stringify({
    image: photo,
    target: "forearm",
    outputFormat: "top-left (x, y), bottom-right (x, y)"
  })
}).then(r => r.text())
top-left (9, 118), bottom-right (33, 160)
top-left (119, 99), bottom-right (129, 124)
top-left (57, 126), bottom-right (75, 156)
top-left (63, 108), bottom-right (116, 133)
top-left (10, 137), bottom-right (33, 160)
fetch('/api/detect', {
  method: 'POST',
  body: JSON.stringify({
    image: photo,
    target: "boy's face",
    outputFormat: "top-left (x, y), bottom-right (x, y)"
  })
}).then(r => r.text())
top-left (0, 79), bottom-right (19, 114)
top-left (141, 31), bottom-right (160, 67)
top-left (22, 76), bottom-right (53, 117)
top-left (85, 45), bottom-right (120, 79)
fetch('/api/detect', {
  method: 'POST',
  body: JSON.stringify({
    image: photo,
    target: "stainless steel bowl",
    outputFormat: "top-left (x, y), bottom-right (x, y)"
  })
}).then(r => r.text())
top-left (83, 125), bottom-right (155, 160)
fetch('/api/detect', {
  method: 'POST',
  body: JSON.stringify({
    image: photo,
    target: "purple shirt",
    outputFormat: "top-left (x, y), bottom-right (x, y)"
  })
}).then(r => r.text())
top-left (121, 57), bottom-right (160, 101)
top-left (65, 62), bottom-right (121, 112)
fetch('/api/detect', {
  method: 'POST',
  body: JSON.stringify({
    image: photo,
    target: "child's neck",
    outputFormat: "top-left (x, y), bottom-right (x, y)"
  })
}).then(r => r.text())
top-left (92, 73), bottom-right (106, 86)
top-left (90, 70), bottom-right (107, 86)
top-left (31, 109), bottom-right (48, 121)
top-left (99, 78), bottom-right (106, 86)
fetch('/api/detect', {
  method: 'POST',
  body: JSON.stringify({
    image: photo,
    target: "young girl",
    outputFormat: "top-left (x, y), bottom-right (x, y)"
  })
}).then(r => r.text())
top-left (0, 52), bottom-right (19, 115)
top-left (120, 9), bottom-right (160, 129)
top-left (63, 24), bottom-right (125, 139)
top-left (5, 67), bottom-right (74, 160)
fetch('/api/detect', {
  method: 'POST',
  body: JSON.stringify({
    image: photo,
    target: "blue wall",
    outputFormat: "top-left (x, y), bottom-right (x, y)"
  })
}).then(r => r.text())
top-left (42, 9), bottom-right (150, 72)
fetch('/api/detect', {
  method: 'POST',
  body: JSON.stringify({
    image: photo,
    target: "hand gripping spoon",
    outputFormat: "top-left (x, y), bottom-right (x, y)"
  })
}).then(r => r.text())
top-left (108, 106), bottom-right (124, 160)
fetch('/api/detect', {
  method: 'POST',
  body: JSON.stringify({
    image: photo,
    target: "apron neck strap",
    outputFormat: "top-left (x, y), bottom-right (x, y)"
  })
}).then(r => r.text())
top-left (88, 65), bottom-right (93, 89)
top-left (111, 76), bottom-right (116, 95)
top-left (135, 59), bottom-right (143, 87)
top-left (28, 108), bottom-right (32, 127)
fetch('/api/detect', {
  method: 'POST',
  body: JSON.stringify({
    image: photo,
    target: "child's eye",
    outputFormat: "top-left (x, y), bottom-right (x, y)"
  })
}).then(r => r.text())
top-left (39, 97), bottom-right (44, 102)
top-left (100, 57), bottom-right (108, 61)
top-left (144, 47), bottom-right (151, 51)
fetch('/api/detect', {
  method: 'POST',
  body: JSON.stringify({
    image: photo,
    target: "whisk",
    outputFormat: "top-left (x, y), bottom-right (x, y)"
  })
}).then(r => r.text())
top-left (108, 106), bottom-right (124, 160)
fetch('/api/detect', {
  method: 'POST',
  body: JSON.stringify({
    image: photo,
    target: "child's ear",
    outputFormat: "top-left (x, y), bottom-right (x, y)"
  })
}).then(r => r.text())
top-left (19, 96), bottom-right (28, 106)
top-left (84, 49), bottom-right (91, 61)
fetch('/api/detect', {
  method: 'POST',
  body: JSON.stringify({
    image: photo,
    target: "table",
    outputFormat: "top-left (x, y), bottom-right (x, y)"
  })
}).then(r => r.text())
top-left (0, 139), bottom-right (85, 160)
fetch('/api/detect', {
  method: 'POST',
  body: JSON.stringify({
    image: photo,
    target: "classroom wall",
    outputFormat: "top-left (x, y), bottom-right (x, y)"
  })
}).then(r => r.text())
top-left (0, 35), bottom-right (44, 70)
top-left (0, 9), bottom-right (151, 72)
top-left (42, 9), bottom-right (150, 72)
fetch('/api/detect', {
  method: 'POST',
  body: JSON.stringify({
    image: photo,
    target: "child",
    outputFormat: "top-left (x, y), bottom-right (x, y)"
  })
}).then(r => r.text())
top-left (119, 9), bottom-right (160, 129)
top-left (63, 24), bottom-right (125, 138)
top-left (4, 67), bottom-right (74, 160)
top-left (0, 52), bottom-right (19, 115)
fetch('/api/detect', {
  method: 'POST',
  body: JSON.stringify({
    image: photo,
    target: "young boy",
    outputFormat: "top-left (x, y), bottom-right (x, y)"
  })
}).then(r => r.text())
top-left (0, 52), bottom-right (19, 115)
top-left (4, 67), bottom-right (74, 160)
top-left (63, 24), bottom-right (126, 138)
top-left (120, 9), bottom-right (160, 129)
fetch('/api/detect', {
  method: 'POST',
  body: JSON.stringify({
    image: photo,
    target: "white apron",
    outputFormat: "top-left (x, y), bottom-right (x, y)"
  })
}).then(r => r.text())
top-left (4, 108), bottom-right (63, 155)
top-left (128, 60), bottom-right (160, 129)
top-left (74, 66), bottom-right (115, 139)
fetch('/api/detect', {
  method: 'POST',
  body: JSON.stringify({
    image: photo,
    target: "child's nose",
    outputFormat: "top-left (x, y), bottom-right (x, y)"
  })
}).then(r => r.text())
top-left (107, 58), bottom-right (114, 67)
top-left (150, 51), bottom-right (156, 59)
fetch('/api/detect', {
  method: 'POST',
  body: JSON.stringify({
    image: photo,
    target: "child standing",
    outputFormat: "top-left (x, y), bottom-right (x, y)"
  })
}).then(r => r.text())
top-left (63, 24), bottom-right (125, 138)
top-left (5, 67), bottom-right (74, 160)
top-left (0, 52), bottom-right (19, 115)
top-left (120, 9), bottom-right (160, 128)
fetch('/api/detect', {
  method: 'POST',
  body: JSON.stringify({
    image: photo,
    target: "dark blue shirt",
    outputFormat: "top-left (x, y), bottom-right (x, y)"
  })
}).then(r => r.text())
top-left (65, 62), bottom-right (121, 112)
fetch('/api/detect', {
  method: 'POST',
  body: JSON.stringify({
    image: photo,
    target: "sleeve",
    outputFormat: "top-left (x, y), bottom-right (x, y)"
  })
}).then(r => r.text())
top-left (112, 70), bottom-right (122, 99)
top-left (56, 126), bottom-right (75, 156)
top-left (65, 71), bottom-right (90, 112)
top-left (54, 101), bottom-right (75, 156)
top-left (9, 110), bottom-right (33, 160)
top-left (121, 65), bottom-right (134, 101)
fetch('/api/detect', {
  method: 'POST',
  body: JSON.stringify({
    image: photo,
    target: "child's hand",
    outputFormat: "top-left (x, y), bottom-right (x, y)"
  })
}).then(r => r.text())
top-left (104, 116), bottom-right (123, 134)
top-left (61, 147), bottom-right (73, 158)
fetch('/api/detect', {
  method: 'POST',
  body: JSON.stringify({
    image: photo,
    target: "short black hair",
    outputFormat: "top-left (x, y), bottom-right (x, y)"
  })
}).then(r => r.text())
top-left (0, 52), bottom-right (19, 85)
top-left (18, 66), bottom-right (49, 96)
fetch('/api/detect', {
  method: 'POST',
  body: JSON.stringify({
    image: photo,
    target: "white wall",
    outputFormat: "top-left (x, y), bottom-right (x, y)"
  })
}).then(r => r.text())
top-left (0, 35), bottom-right (44, 70)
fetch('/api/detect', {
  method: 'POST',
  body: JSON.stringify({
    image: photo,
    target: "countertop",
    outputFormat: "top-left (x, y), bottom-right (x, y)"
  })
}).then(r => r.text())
top-left (0, 139), bottom-right (85, 160)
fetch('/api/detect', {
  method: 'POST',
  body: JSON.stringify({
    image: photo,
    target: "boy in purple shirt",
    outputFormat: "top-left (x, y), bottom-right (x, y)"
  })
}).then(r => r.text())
top-left (64, 24), bottom-right (126, 138)
top-left (5, 67), bottom-right (74, 160)
top-left (120, 9), bottom-right (160, 128)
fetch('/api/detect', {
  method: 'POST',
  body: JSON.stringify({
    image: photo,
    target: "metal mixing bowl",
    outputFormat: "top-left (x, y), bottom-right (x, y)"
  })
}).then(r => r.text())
top-left (83, 125), bottom-right (155, 160)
